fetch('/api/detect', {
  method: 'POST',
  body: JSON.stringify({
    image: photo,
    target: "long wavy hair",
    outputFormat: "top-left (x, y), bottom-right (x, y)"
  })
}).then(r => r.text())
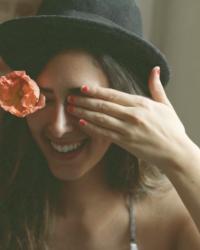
top-left (0, 48), bottom-right (172, 249)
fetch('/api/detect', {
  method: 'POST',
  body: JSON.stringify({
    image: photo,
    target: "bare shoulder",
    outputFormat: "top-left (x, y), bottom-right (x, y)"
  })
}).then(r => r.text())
top-left (159, 186), bottom-right (200, 250)
top-left (134, 185), bottom-right (200, 249)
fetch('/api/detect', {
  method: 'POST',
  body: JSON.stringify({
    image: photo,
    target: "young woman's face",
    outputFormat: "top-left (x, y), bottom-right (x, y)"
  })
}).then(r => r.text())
top-left (26, 49), bottom-right (112, 181)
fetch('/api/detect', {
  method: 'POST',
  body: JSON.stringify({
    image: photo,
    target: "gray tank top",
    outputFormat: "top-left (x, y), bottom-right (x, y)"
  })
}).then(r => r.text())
top-left (128, 193), bottom-right (138, 250)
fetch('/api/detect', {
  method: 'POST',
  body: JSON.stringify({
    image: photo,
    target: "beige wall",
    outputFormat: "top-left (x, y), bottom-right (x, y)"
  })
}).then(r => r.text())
top-left (0, 0), bottom-right (41, 21)
top-left (138, 0), bottom-right (200, 146)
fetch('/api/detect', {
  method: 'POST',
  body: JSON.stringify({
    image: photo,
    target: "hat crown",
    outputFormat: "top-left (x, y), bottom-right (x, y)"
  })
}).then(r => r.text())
top-left (37, 0), bottom-right (143, 37)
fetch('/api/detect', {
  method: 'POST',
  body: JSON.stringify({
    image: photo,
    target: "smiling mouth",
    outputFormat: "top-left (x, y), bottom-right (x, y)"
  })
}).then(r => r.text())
top-left (51, 139), bottom-right (88, 153)
top-left (47, 138), bottom-right (90, 160)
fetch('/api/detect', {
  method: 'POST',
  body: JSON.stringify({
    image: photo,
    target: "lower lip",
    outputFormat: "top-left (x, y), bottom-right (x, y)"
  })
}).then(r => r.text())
top-left (48, 139), bottom-right (89, 161)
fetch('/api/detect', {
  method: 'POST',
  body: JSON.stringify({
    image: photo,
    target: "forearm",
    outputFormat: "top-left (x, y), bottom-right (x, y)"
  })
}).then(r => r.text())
top-left (163, 136), bottom-right (200, 233)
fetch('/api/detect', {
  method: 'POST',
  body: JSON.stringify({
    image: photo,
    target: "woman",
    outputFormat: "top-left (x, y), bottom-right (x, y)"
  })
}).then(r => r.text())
top-left (0, 0), bottom-right (200, 249)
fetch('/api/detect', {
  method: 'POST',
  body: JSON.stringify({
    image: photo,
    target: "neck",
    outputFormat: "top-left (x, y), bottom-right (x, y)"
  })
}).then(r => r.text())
top-left (51, 162), bottom-right (131, 249)
top-left (56, 161), bottom-right (128, 230)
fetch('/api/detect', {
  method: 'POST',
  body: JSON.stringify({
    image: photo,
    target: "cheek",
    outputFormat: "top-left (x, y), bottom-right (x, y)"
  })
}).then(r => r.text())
top-left (26, 110), bottom-right (48, 135)
top-left (92, 137), bottom-right (112, 156)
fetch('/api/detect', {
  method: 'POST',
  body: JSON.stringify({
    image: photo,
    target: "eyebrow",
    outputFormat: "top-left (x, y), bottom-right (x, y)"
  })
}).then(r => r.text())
top-left (39, 86), bottom-right (83, 95)
top-left (39, 87), bottom-right (53, 93)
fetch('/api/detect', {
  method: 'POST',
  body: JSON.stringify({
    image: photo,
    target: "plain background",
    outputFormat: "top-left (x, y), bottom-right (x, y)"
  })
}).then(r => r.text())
top-left (138, 0), bottom-right (200, 146)
top-left (0, 0), bottom-right (200, 147)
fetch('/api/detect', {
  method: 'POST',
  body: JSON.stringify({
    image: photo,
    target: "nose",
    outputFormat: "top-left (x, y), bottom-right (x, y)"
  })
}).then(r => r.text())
top-left (47, 103), bottom-right (74, 138)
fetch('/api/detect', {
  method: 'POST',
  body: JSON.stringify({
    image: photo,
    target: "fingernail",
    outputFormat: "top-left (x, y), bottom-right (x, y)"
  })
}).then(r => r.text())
top-left (81, 85), bottom-right (89, 93)
top-left (67, 105), bottom-right (74, 113)
top-left (79, 119), bottom-right (87, 126)
top-left (155, 67), bottom-right (160, 78)
top-left (67, 95), bottom-right (76, 104)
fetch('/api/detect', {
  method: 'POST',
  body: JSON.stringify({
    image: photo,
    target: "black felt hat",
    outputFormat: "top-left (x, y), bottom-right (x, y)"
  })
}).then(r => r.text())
top-left (0, 0), bottom-right (171, 93)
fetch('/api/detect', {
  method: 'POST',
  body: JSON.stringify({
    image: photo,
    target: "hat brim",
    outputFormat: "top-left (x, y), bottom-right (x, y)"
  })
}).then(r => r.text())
top-left (0, 12), bottom-right (171, 94)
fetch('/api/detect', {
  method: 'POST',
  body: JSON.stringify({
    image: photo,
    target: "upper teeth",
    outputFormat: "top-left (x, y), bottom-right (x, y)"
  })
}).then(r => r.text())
top-left (51, 141), bottom-right (82, 153)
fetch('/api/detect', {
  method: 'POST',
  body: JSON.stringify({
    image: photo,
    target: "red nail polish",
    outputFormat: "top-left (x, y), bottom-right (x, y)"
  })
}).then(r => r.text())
top-left (81, 85), bottom-right (89, 93)
top-left (79, 119), bottom-right (87, 126)
top-left (156, 67), bottom-right (160, 77)
top-left (68, 95), bottom-right (76, 104)
top-left (67, 105), bottom-right (74, 113)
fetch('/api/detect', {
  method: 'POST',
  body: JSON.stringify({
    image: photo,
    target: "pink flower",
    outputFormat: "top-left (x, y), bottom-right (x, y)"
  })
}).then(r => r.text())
top-left (0, 71), bottom-right (46, 117)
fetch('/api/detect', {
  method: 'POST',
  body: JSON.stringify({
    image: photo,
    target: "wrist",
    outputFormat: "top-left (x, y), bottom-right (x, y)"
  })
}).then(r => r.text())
top-left (163, 136), bottom-right (200, 177)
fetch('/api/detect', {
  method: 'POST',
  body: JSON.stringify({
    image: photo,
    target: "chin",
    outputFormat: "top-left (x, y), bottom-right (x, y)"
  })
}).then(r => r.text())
top-left (47, 161), bottom-right (90, 181)
top-left (43, 137), bottom-right (112, 181)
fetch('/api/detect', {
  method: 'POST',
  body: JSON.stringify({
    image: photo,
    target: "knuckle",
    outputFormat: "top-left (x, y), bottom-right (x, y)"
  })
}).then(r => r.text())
top-left (126, 108), bottom-right (145, 125)
top-left (134, 115), bottom-right (144, 126)
top-left (97, 102), bottom-right (107, 112)
top-left (109, 93), bottom-right (117, 102)
top-left (96, 114), bottom-right (106, 123)
top-left (139, 99), bottom-right (149, 108)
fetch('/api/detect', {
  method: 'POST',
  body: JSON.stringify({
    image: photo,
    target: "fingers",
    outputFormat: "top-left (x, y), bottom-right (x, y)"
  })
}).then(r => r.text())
top-left (80, 84), bottom-right (150, 107)
top-left (148, 66), bottom-right (174, 109)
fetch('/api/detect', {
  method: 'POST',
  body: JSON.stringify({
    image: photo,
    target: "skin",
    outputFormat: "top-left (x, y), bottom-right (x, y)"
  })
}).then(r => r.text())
top-left (26, 49), bottom-right (112, 182)
top-left (26, 49), bottom-right (200, 249)
top-left (26, 48), bottom-right (127, 240)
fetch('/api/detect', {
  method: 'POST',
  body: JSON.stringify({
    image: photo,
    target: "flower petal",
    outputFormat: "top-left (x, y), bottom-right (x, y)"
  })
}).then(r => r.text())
top-left (0, 71), bottom-right (45, 117)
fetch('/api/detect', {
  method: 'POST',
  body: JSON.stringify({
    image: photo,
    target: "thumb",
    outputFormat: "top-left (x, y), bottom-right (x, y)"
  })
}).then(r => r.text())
top-left (148, 66), bottom-right (173, 108)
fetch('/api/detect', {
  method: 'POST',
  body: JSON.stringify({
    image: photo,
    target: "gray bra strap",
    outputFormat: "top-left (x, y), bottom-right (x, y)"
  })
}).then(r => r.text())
top-left (128, 193), bottom-right (137, 243)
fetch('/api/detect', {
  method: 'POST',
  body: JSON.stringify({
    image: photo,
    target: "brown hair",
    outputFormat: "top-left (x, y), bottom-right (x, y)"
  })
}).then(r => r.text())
top-left (0, 49), bottom-right (172, 249)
